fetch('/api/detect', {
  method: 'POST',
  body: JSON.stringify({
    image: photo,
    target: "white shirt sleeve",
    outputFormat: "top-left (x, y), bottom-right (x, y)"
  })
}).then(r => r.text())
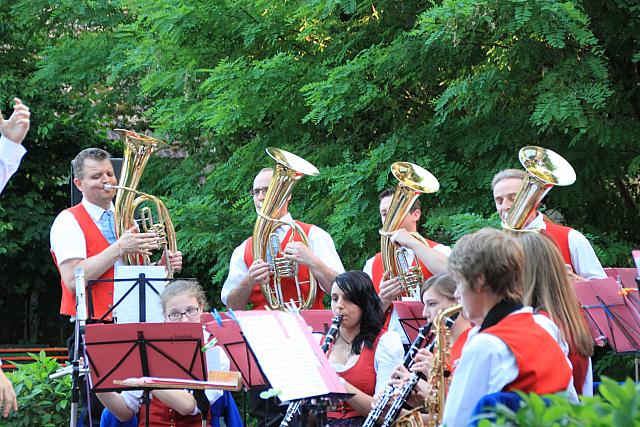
top-left (373, 331), bottom-right (404, 396)
top-left (50, 210), bottom-right (87, 265)
top-left (221, 241), bottom-right (249, 306)
top-left (0, 135), bottom-right (26, 193)
top-left (433, 244), bottom-right (452, 256)
top-left (363, 256), bottom-right (375, 280)
top-left (442, 333), bottom-right (519, 427)
top-left (308, 226), bottom-right (345, 274)
top-left (567, 229), bottom-right (607, 279)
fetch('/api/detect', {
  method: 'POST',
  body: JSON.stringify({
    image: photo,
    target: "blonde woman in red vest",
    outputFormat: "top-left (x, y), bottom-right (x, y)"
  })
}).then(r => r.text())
top-left (442, 228), bottom-right (576, 427)
top-left (50, 147), bottom-right (183, 426)
top-left (327, 271), bottom-right (403, 427)
top-left (363, 188), bottom-right (450, 312)
top-left (97, 280), bottom-right (229, 427)
top-left (519, 231), bottom-right (594, 396)
top-left (385, 273), bottom-right (472, 414)
top-left (492, 168), bottom-right (606, 280)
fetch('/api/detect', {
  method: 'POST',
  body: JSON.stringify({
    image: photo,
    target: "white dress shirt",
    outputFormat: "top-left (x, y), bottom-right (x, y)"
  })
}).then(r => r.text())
top-left (527, 213), bottom-right (606, 280)
top-left (221, 213), bottom-right (345, 305)
top-left (50, 198), bottom-right (119, 266)
top-left (442, 308), bottom-right (578, 427)
top-left (330, 331), bottom-right (404, 396)
top-left (0, 135), bottom-right (26, 193)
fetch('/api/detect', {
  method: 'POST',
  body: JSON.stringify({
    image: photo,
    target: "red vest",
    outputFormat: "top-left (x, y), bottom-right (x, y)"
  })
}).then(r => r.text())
top-left (450, 327), bottom-right (471, 373)
top-left (484, 313), bottom-right (572, 395)
top-left (370, 238), bottom-right (441, 293)
top-left (242, 221), bottom-right (324, 310)
top-left (138, 396), bottom-right (205, 427)
top-left (53, 203), bottom-right (114, 320)
top-left (543, 220), bottom-right (574, 271)
top-left (328, 334), bottom-right (382, 419)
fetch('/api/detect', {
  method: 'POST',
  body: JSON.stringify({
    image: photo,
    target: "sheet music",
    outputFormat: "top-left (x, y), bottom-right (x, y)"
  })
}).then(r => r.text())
top-left (237, 312), bottom-right (329, 402)
top-left (113, 266), bottom-right (167, 323)
top-left (388, 309), bottom-right (410, 345)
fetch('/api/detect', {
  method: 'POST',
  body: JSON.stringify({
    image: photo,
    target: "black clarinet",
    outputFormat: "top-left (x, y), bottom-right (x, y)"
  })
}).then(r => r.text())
top-left (361, 322), bottom-right (433, 427)
top-left (280, 314), bottom-right (344, 427)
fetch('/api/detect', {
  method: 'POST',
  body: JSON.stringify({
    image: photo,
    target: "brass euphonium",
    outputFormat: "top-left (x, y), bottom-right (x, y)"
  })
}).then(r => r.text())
top-left (423, 304), bottom-right (463, 427)
top-left (253, 147), bottom-right (320, 311)
top-left (503, 146), bottom-right (576, 231)
top-left (380, 162), bottom-right (439, 297)
top-left (105, 129), bottom-right (178, 278)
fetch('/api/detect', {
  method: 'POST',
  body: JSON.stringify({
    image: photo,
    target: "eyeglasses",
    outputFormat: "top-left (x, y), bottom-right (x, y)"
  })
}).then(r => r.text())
top-left (250, 187), bottom-right (269, 197)
top-left (166, 307), bottom-right (201, 321)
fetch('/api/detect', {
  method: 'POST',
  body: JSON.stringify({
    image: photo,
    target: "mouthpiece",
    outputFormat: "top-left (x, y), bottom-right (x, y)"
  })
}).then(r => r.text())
top-left (104, 183), bottom-right (114, 191)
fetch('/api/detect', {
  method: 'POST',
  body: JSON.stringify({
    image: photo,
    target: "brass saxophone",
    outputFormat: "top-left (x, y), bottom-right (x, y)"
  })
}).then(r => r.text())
top-left (422, 304), bottom-right (463, 427)
top-left (380, 162), bottom-right (439, 297)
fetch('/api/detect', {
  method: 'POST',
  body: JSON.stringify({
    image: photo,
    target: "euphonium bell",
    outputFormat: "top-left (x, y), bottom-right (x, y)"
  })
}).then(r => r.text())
top-left (108, 129), bottom-right (178, 278)
top-left (503, 146), bottom-right (576, 231)
top-left (252, 147), bottom-right (320, 311)
top-left (380, 162), bottom-right (439, 297)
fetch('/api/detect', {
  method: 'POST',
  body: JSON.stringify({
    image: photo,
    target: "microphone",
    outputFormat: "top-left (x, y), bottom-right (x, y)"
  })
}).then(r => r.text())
top-left (74, 267), bottom-right (87, 324)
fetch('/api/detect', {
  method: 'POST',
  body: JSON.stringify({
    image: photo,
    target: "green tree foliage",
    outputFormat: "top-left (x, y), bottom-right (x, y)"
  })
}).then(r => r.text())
top-left (0, 0), bottom-right (638, 342)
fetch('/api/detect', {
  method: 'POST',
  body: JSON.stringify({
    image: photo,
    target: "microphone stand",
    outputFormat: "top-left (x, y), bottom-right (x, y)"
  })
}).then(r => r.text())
top-left (50, 267), bottom-right (90, 427)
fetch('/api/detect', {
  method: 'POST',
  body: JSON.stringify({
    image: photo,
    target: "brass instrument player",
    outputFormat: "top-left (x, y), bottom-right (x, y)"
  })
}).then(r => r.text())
top-left (49, 147), bottom-right (183, 427)
top-left (363, 188), bottom-right (449, 312)
top-left (221, 165), bottom-right (344, 427)
top-left (221, 166), bottom-right (344, 310)
top-left (492, 163), bottom-right (605, 280)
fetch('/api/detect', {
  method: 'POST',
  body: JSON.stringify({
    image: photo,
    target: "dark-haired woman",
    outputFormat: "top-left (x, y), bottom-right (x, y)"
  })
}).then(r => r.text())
top-left (327, 271), bottom-right (403, 427)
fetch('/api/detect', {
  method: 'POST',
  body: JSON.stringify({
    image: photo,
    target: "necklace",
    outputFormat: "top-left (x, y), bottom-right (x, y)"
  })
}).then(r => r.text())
top-left (339, 335), bottom-right (353, 346)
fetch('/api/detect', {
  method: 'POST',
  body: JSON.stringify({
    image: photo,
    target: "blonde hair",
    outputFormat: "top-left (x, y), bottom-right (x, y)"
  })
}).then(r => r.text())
top-left (421, 273), bottom-right (456, 302)
top-left (160, 280), bottom-right (208, 315)
top-left (519, 232), bottom-right (594, 357)
top-left (448, 228), bottom-right (523, 302)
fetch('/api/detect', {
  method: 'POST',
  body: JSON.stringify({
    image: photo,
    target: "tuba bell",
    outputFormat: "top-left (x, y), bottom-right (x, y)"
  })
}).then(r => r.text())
top-left (503, 146), bottom-right (576, 231)
top-left (380, 162), bottom-right (439, 297)
top-left (106, 129), bottom-right (178, 277)
top-left (252, 147), bottom-right (320, 311)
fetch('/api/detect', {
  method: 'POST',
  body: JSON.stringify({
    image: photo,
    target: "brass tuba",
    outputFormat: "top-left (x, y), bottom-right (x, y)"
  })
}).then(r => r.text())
top-left (423, 304), bottom-right (463, 427)
top-left (106, 129), bottom-right (178, 277)
top-left (380, 162), bottom-right (439, 297)
top-left (252, 147), bottom-right (320, 311)
top-left (503, 146), bottom-right (576, 231)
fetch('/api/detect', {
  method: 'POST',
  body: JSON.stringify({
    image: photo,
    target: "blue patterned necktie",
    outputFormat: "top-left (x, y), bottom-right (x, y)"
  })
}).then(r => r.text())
top-left (98, 210), bottom-right (117, 244)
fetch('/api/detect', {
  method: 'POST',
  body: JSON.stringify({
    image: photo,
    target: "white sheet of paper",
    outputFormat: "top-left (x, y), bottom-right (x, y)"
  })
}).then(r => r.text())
top-left (113, 265), bottom-right (167, 324)
top-left (238, 312), bottom-right (329, 402)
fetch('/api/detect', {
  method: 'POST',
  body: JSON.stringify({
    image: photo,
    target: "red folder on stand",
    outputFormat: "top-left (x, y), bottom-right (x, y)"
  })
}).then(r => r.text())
top-left (84, 322), bottom-right (207, 392)
top-left (205, 318), bottom-right (265, 389)
top-left (300, 310), bottom-right (334, 334)
top-left (574, 278), bottom-right (640, 353)
top-left (391, 301), bottom-right (427, 344)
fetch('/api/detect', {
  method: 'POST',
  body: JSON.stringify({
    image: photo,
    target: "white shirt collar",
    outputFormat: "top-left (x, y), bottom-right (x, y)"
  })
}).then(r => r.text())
top-left (81, 198), bottom-right (115, 222)
top-left (524, 211), bottom-right (547, 230)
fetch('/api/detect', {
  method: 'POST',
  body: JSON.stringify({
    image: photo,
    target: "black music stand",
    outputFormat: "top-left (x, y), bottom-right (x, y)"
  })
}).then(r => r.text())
top-left (85, 322), bottom-right (208, 427)
top-left (87, 274), bottom-right (181, 323)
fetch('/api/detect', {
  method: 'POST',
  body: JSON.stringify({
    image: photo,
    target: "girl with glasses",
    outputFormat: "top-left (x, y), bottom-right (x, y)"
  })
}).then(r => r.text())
top-left (97, 280), bottom-right (230, 426)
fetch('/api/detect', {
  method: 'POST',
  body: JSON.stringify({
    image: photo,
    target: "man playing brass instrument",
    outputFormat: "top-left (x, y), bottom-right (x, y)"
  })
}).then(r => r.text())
top-left (50, 148), bottom-right (183, 321)
top-left (492, 168), bottom-right (606, 280)
top-left (363, 189), bottom-right (449, 312)
top-left (221, 167), bottom-right (344, 310)
top-left (49, 147), bottom-right (183, 427)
